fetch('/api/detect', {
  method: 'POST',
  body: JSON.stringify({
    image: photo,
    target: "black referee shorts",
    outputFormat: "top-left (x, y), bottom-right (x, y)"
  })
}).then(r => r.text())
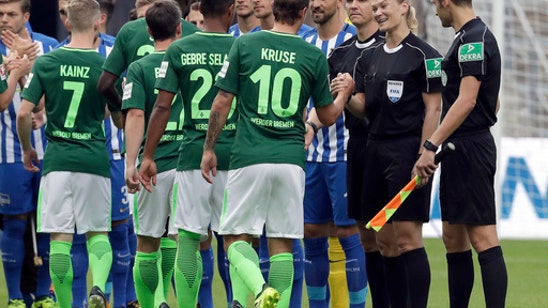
top-left (347, 135), bottom-right (368, 221)
top-left (440, 130), bottom-right (497, 225)
top-left (361, 136), bottom-right (431, 223)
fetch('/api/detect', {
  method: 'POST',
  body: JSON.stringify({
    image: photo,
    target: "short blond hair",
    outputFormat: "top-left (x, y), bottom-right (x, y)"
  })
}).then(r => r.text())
top-left (135, 0), bottom-right (155, 9)
top-left (67, 0), bottom-right (101, 32)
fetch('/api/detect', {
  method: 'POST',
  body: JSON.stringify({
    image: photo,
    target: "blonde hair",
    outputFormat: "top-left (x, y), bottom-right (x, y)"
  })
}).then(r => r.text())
top-left (67, 0), bottom-right (101, 32)
top-left (400, 0), bottom-right (418, 34)
top-left (135, 0), bottom-right (155, 9)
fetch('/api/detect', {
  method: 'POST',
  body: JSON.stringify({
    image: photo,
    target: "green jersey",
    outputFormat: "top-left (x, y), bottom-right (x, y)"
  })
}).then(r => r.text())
top-left (156, 32), bottom-right (237, 171)
top-left (21, 47), bottom-right (110, 177)
top-left (122, 52), bottom-right (183, 173)
top-left (215, 30), bottom-right (332, 169)
top-left (102, 18), bottom-right (200, 77)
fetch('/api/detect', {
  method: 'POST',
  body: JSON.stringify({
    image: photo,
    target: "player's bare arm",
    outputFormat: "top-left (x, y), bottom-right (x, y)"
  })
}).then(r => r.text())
top-left (346, 92), bottom-right (366, 119)
top-left (429, 76), bottom-right (481, 148)
top-left (98, 70), bottom-right (122, 110)
top-left (413, 91), bottom-right (442, 184)
top-left (15, 99), bottom-right (40, 172)
top-left (125, 108), bottom-right (145, 193)
top-left (316, 72), bottom-right (354, 127)
top-left (139, 90), bottom-right (176, 192)
top-left (201, 89), bottom-right (234, 183)
top-left (415, 76), bottom-right (481, 178)
top-left (110, 110), bottom-right (123, 129)
top-left (304, 108), bottom-right (317, 150)
top-left (0, 53), bottom-right (30, 111)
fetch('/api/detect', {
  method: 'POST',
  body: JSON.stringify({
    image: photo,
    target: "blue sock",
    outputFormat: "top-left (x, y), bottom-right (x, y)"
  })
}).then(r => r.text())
top-left (71, 233), bottom-right (88, 308)
top-left (259, 233), bottom-right (270, 282)
top-left (35, 233), bottom-right (52, 298)
top-left (109, 222), bottom-right (130, 308)
top-left (198, 247), bottom-right (214, 308)
top-left (291, 239), bottom-right (304, 308)
top-left (126, 219), bottom-right (137, 303)
top-left (1, 218), bottom-right (26, 300)
top-left (303, 237), bottom-right (329, 308)
top-left (340, 234), bottom-right (368, 307)
top-left (105, 277), bottom-right (113, 302)
top-left (214, 232), bottom-right (232, 304)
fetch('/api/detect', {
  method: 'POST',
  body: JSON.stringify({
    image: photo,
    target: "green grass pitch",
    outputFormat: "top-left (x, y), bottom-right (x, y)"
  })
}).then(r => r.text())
top-left (1, 239), bottom-right (546, 307)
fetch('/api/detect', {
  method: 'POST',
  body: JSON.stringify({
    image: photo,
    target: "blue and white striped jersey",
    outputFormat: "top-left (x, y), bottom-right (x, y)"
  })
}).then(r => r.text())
top-left (0, 32), bottom-right (58, 164)
top-left (302, 24), bottom-right (356, 163)
top-left (247, 24), bottom-right (314, 38)
top-left (229, 23), bottom-right (242, 37)
top-left (56, 32), bottom-right (115, 58)
top-left (56, 32), bottom-right (123, 161)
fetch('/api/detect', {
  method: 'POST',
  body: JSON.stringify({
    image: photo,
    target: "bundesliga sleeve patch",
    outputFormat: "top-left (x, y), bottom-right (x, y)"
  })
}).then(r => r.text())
top-left (122, 82), bottom-right (133, 100)
top-left (158, 61), bottom-right (168, 78)
top-left (24, 73), bottom-right (34, 88)
top-left (458, 43), bottom-right (484, 62)
top-left (425, 58), bottom-right (443, 78)
top-left (218, 60), bottom-right (229, 78)
top-left (0, 65), bottom-right (6, 81)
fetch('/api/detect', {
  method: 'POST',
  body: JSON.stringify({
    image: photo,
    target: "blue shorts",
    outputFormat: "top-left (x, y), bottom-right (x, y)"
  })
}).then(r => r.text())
top-left (0, 162), bottom-right (41, 215)
top-left (110, 159), bottom-right (130, 221)
top-left (304, 161), bottom-right (355, 226)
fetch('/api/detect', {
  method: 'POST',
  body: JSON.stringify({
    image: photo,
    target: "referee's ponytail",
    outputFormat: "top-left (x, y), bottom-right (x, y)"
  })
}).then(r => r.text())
top-left (407, 4), bottom-right (419, 34)
top-left (400, 0), bottom-right (419, 34)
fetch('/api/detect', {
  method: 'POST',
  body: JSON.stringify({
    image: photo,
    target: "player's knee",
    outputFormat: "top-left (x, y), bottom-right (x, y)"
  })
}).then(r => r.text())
top-left (442, 230), bottom-right (470, 253)
top-left (376, 237), bottom-right (398, 257)
top-left (334, 224), bottom-right (359, 238)
top-left (304, 223), bottom-right (329, 238)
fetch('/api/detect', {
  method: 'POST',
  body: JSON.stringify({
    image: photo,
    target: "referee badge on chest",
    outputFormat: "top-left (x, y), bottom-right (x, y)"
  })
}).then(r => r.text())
top-left (386, 80), bottom-right (403, 103)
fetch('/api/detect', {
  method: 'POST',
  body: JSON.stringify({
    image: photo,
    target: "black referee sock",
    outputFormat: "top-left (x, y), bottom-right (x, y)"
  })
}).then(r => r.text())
top-left (478, 246), bottom-right (507, 308)
top-left (401, 248), bottom-right (430, 308)
top-left (383, 255), bottom-right (408, 308)
top-left (365, 251), bottom-right (390, 308)
top-left (446, 250), bottom-right (474, 308)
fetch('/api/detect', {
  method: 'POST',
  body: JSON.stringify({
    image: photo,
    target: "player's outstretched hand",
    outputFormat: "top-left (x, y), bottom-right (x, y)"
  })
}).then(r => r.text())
top-left (200, 149), bottom-right (217, 184)
top-left (2, 29), bottom-right (40, 61)
top-left (412, 151), bottom-right (437, 187)
top-left (4, 52), bottom-right (31, 78)
top-left (330, 73), bottom-right (354, 100)
top-left (22, 148), bottom-right (40, 173)
top-left (139, 158), bottom-right (157, 193)
top-left (125, 164), bottom-right (141, 194)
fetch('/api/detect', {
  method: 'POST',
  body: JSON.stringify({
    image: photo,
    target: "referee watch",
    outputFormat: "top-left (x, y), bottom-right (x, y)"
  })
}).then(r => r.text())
top-left (423, 140), bottom-right (438, 152)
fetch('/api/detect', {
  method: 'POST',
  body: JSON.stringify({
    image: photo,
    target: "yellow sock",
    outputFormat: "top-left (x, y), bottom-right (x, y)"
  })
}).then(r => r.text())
top-left (328, 236), bottom-right (349, 308)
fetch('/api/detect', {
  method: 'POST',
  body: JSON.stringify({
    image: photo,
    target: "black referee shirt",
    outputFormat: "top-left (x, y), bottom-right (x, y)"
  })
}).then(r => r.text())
top-left (354, 33), bottom-right (443, 139)
top-left (328, 30), bottom-right (385, 136)
top-left (441, 17), bottom-right (501, 136)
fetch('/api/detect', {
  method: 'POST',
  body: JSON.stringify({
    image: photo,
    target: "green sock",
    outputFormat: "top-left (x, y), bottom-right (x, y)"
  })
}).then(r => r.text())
top-left (160, 237), bottom-right (177, 300)
top-left (269, 252), bottom-right (294, 308)
top-left (134, 251), bottom-right (160, 308)
top-left (87, 234), bottom-right (113, 291)
top-left (174, 230), bottom-right (202, 308)
top-left (227, 241), bottom-right (265, 297)
top-left (49, 241), bottom-right (73, 308)
top-left (230, 262), bottom-right (251, 306)
top-left (153, 249), bottom-right (166, 307)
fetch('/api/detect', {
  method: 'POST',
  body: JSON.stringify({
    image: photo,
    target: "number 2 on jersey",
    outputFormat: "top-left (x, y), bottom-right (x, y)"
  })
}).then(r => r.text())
top-left (190, 68), bottom-right (236, 120)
